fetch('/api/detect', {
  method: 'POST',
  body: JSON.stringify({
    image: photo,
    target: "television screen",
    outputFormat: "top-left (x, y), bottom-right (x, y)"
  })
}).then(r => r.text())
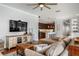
top-left (9, 20), bottom-right (27, 32)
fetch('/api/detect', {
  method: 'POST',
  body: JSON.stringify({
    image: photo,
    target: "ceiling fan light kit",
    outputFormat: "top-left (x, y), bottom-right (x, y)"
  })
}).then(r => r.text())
top-left (32, 3), bottom-right (57, 11)
top-left (39, 4), bottom-right (44, 7)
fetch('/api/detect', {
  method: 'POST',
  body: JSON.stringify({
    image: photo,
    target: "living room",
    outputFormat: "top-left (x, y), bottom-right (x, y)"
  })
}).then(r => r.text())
top-left (0, 3), bottom-right (79, 56)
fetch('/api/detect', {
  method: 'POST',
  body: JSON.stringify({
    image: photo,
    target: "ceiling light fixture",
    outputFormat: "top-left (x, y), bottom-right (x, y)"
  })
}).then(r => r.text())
top-left (32, 3), bottom-right (57, 11)
top-left (39, 4), bottom-right (44, 7)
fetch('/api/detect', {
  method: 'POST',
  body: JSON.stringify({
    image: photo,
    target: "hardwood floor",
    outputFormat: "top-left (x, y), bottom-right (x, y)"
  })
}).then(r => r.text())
top-left (0, 43), bottom-right (34, 55)
top-left (1, 47), bottom-right (17, 55)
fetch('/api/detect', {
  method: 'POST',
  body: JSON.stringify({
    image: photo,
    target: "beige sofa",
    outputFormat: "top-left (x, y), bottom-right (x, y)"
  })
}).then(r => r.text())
top-left (0, 52), bottom-right (3, 56)
top-left (24, 41), bottom-right (68, 56)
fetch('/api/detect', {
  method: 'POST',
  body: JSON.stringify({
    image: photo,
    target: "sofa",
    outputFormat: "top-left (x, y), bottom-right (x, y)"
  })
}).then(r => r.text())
top-left (24, 40), bottom-right (69, 56)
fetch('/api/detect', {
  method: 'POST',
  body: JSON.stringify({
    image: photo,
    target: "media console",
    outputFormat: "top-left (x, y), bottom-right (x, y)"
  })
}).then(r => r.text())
top-left (6, 34), bottom-right (32, 49)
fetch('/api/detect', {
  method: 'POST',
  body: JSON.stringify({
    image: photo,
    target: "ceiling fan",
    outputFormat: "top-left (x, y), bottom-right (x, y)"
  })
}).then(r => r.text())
top-left (29, 3), bottom-right (57, 11)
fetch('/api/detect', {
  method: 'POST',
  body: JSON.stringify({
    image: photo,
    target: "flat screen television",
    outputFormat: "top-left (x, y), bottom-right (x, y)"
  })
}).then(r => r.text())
top-left (9, 20), bottom-right (27, 32)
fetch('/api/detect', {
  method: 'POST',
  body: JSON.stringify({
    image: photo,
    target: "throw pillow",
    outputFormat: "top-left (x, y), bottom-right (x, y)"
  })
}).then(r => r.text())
top-left (35, 44), bottom-right (51, 54)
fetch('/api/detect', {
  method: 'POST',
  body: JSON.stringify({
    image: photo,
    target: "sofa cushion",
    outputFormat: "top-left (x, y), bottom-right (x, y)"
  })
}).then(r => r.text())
top-left (24, 48), bottom-right (44, 56)
top-left (34, 44), bottom-right (51, 54)
top-left (45, 41), bottom-right (65, 56)
top-left (58, 40), bottom-right (66, 48)
top-left (53, 43), bottom-right (64, 56)
top-left (45, 42), bottom-right (58, 56)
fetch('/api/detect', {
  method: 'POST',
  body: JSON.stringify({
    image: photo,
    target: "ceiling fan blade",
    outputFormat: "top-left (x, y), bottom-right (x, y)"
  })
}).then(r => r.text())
top-left (44, 5), bottom-right (51, 9)
top-left (33, 5), bottom-right (39, 9)
top-left (45, 3), bottom-right (57, 5)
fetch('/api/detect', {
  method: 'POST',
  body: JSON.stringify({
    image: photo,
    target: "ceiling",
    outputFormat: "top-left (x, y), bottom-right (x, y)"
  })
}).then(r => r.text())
top-left (2, 3), bottom-right (79, 23)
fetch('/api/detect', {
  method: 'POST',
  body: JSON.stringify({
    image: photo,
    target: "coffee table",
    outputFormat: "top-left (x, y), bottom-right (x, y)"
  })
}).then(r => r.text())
top-left (16, 43), bottom-right (34, 56)
top-left (17, 43), bottom-right (34, 49)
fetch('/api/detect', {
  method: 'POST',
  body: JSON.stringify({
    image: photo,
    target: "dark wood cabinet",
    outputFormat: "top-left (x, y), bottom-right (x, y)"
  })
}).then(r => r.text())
top-left (39, 32), bottom-right (45, 39)
top-left (38, 22), bottom-right (55, 39)
top-left (39, 23), bottom-right (55, 29)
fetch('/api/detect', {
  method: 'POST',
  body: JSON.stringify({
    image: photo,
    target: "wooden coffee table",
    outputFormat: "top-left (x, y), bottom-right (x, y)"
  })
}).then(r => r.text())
top-left (16, 43), bottom-right (34, 55)
top-left (17, 43), bottom-right (34, 50)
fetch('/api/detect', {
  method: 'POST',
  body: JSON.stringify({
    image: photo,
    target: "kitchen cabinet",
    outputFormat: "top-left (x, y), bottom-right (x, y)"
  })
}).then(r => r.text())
top-left (39, 22), bottom-right (55, 39)
top-left (39, 23), bottom-right (55, 29)
top-left (39, 32), bottom-right (45, 39)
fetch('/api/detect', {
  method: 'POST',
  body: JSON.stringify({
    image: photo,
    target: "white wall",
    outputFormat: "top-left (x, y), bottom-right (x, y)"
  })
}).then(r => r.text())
top-left (55, 19), bottom-right (65, 37)
top-left (0, 4), bottom-right (39, 42)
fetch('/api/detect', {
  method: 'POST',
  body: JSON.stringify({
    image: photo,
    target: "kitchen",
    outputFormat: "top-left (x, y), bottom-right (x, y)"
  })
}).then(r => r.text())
top-left (39, 22), bottom-right (55, 40)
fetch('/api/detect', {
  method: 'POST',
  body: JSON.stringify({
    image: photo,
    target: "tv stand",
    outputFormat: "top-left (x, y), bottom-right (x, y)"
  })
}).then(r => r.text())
top-left (6, 34), bottom-right (32, 49)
